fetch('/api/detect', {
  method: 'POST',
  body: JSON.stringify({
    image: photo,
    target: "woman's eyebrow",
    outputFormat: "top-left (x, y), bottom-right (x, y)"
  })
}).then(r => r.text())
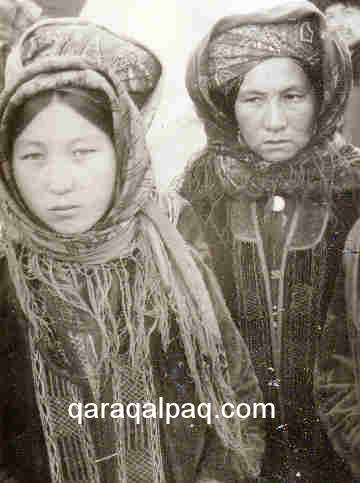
top-left (240, 84), bottom-right (309, 95)
top-left (282, 85), bottom-right (308, 93)
top-left (14, 140), bottom-right (44, 149)
top-left (70, 136), bottom-right (102, 143)
top-left (237, 89), bottom-right (265, 97)
top-left (15, 136), bottom-right (102, 148)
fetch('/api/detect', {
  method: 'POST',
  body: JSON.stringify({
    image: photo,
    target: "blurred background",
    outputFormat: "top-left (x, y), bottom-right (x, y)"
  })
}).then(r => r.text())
top-left (81, 0), bottom-right (287, 188)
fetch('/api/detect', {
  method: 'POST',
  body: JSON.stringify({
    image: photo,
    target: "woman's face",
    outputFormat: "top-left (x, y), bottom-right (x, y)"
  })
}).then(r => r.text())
top-left (12, 100), bottom-right (117, 234)
top-left (234, 57), bottom-right (316, 164)
top-left (325, 3), bottom-right (360, 48)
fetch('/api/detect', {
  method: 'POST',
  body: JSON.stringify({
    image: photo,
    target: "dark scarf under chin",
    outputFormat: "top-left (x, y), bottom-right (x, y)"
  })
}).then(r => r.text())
top-left (179, 136), bottom-right (360, 206)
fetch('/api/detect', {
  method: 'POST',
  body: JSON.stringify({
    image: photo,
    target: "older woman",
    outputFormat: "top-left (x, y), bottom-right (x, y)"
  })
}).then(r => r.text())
top-left (178, 1), bottom-right (360, 481)
top-left (0, 18), bottom-right (264, 483)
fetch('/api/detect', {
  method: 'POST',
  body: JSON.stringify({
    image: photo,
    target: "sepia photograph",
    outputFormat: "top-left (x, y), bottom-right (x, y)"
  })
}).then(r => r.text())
top-left (0, 0), bottom-right (360, 482)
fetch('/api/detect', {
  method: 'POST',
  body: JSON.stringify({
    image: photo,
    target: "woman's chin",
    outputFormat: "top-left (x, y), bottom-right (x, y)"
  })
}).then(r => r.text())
top-left (47, 220), bottom-right (94, 235)
top-left (258, 152), bottom-right (295, 165)
top-left (256, 144), bottom-right (304, 165)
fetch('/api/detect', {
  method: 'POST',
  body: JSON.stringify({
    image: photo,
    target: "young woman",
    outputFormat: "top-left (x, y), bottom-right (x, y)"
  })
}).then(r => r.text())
top-left (0, 18), bottom-right (264, 483)
top-left (177, 1), bottom-right (360, 481)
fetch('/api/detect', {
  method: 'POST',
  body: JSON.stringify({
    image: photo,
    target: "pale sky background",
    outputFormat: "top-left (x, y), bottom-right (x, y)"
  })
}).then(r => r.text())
top-left (81, 0), bottom-right (289, 188)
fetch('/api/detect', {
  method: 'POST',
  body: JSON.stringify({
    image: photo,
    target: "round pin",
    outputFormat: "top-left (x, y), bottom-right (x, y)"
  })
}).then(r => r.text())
top-left (271, 195), bottom-right (285, 212)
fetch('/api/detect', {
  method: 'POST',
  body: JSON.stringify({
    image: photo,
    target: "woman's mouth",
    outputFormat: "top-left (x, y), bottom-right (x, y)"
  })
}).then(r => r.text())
top-left (264, 140), bottom-right (291, 147)
top-left (49, 205), bottom-right (79, 212)
top-left (49, 205), bottom-right (80, 217)
top-left (265, 140), bottom-right (289, 144)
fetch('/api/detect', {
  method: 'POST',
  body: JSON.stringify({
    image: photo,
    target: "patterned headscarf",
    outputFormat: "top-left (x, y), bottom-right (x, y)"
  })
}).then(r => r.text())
top-left (0, 19), bottom-right (259, 483)
top-left (208, 18), bottom-right (322, 100)
top-left (179, 1), bottom-right (360, 203)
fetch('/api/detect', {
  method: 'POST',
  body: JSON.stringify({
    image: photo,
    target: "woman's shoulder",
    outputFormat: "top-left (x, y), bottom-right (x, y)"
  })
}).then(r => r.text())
top-left (159, 191), bottom-right (212, 265)
top-left (159, 190), bottom-right (208, 232)
top-left (158, 191), bottom-right (191, 226)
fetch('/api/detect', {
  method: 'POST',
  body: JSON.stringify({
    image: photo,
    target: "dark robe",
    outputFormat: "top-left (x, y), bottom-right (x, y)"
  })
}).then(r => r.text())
top-left (183, 188), bottom-right (360, 481)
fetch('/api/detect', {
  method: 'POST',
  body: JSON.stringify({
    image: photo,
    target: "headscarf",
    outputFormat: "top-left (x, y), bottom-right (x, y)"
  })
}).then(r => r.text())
top-left (179, 1), bottom-right (360, 204)
top-left (207, 16), bottom-right (322, 101)
top-left (0, 19), bottom-right (258, 482)
top-left (0, 0), bottom-right (42, 91)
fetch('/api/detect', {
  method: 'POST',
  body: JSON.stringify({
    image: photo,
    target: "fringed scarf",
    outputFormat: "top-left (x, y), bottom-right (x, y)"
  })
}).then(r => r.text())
top-left (0, 19), bottom-right (259, 482)
top-left (178, 1), bottom-right (360, 207)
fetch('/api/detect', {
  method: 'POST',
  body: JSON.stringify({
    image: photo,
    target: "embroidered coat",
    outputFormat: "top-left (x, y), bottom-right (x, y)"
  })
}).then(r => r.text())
top-left (190, 190), bottom-right (360, 481)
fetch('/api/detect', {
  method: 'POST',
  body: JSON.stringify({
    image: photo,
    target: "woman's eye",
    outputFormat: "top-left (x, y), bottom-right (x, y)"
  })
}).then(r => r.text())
top-left (20, 152), bottom-right (44, 161)
top-left (73, 148), bottom-right (96, 157)
top-left (284, 93), bottom-right (304, 101)
top-left (245, 97), bottom-right (262, 104)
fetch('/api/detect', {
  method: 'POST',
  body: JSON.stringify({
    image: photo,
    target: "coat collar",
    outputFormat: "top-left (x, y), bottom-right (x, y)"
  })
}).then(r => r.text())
top-left (229, 195), bottom-right (329, 250)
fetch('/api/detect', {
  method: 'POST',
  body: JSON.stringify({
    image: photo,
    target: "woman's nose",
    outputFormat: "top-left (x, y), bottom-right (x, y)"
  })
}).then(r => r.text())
top-left (45, 161), bottom-right (75, 194)
top-left (263, 99), bottom-right (287, 132)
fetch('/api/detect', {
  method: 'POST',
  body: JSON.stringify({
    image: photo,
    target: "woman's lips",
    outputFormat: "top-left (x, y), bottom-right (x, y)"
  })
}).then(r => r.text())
top-left (264, 140), bottom-right (290, 145)
top-left (49, 205), bottom-right (79, 211)
top-left (49, 205), bottom-right (80, 217)
top-left (263, 140), bottom-right (291, 150)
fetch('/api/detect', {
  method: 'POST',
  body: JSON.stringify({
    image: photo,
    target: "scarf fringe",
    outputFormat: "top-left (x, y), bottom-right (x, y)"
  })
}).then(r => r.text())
top-left (178, 141), bottom-right (360, 207)
top-left (2, 213), bottom-right (260, 478)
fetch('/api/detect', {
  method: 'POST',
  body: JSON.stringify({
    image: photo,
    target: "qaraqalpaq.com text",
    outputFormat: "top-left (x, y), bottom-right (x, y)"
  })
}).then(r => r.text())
top-left (68, 399), bottom-right (275, 425)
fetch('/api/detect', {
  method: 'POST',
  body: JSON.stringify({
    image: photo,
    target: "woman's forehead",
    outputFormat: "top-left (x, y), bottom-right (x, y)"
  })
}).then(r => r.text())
top-left (239, 58), bottom-right (312, 93)
top-left (14, 101), bottom-right (110, 145)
